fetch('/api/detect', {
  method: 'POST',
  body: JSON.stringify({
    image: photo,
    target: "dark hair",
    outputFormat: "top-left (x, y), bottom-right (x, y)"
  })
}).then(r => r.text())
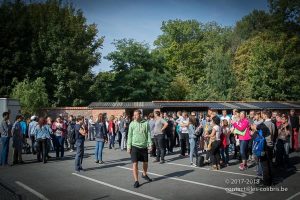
top-left (15, 115), bottom-right (22, 121)
top-left (148, 113), bottom-right (154, 118)
top-left (2, 112), bottom-right (9, 118)
top-left (76, 115), bottom-right (84, 121)
top-left (212, 116), bottom-right (221, 126)
top-left (262, 110), bottom-right (272, 118)
top-left (97, 113), bottom-right (105, 123)
top-left (189, 117), bottom-right (196, 126)
top-left (154, 111), bottom-right (161, 116)
top-left (134, 109), bottom-right (142, 115)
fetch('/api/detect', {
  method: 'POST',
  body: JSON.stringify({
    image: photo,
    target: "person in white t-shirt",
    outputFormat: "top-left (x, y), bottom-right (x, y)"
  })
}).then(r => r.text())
top-left (179, 112), bottom-right (189, 156)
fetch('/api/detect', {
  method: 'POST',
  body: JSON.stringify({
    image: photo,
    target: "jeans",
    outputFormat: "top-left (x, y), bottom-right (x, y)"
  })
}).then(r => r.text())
top-left (95, 141), bottom-right (105, 161)
top-left (36, 139), bottom-right (47, 163)
top-left (75, 139), bottom-right (84, 171)
top-left (88, 127), bottom-right (95, 140)
top-left (0, 137), bottom-right (10, 165)
top-left (108, 134), bottom-right (115, 149)
top-left (239, 140), bottom-right (249, 161)
top-left (30, 135), bottom-right (36, 153)
top-left (55, 136), bottom-right (65, 157)
top-left (154, 134), bottom-right (165, 161)
top-left (276, 139), bottom-right (290, 167)
top-left (151, 138), bottom-right (156, 156)
top-left (189, 138), bottom-right (198, 163)
top-left (210, 140), bottom-right (221, 165)
top-left (220, 145), bottom-right (229, 164)
top-left (166, 133), bottom-right (174, 153)
top-left (180, 133), bottom-right (189, 156)
top-left (121, 132), bottom-right (127, 150)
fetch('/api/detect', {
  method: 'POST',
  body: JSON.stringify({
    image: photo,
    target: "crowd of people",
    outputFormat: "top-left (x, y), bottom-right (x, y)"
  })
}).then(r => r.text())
top-left (0, 108), bottom-right (299, 188)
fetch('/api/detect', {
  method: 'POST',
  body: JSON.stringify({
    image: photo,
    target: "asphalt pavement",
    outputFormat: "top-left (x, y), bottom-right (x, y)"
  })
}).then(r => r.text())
top-left (0, 140), bottom-right (300, 200)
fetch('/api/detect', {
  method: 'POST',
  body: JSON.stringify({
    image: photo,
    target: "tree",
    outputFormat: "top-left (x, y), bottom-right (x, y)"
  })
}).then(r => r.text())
top-left (11, 77), bottom-right (49, 115)
top-left (0, 0), bottom-right (104, 106)
top-left (105, 39), bottom-right (169, 101)
top-left (233, 32), bottom-right (300, 100)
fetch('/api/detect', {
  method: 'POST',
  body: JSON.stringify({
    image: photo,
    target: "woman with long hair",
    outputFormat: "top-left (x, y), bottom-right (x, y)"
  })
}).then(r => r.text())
top-left (94, 113), bottom-right (107, 164)
top-left (188, 117), bottom-right (198, 166)
top-left (209, 116), bottom-right (221, 170)
top-left (35, 117), bottom-right (51, 163)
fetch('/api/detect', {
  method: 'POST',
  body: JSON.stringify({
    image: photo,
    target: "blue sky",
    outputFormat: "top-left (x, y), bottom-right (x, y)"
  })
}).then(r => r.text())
top-left (72, 0), bottom-right (269, 73)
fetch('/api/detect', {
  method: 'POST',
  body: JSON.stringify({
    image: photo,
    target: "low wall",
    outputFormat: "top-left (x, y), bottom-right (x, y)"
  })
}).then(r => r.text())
top-left (38, 107), bottom-right (125, 119)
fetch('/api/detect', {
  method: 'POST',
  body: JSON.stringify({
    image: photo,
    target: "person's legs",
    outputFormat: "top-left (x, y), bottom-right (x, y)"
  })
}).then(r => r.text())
top-left (1, 137), bottom-right (9, 165)
top-left (158, 134), bottom-right (166, 161)
top-left (133, 162), bottom-right (138, 181)
top-left (184, 133), bottom-right (190, 155)
top-left (220, 148), bottom-right (225, 163)
top-left (80, 140), bottom-right (84, 166)
top-left (13, 147), bottom-right (18, 164)
top-left (36, 140), bottom-right (41, 161)
top-left (189, 139), bottom-right (195, 164)
top-left (30, 135), bottom-right (36, 154)
top-left (142, 162), bottom-right (148, 176)
top-left (75, 140), bottom-right (81, 171)
top-left (154, 136), bottom-right (160, 161)
top-left (239, 140), bottom-right (249, 168)
top-left (121, 132), bottom-right (126, 150)
top-left (95, 141), bottom-right (99, 161)
top-left (42, 139), bottom-right (47, 163)
top-left (283, 140), bottom-right (290, 166)
top-left (60, 137), bottom-right (65, 157)
top-left (55, 136), bottom-right (60, 158)
top-left (193, 137), bottom-right (198, 156)
top-left (99, 141), bottom-right (104, 161)
top-left (225, 145), bottom-right (229, 165)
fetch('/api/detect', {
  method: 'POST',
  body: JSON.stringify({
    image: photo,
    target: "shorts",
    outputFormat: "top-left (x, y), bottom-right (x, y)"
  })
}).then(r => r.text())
top-left (131, 146), bottom-right (148, 163)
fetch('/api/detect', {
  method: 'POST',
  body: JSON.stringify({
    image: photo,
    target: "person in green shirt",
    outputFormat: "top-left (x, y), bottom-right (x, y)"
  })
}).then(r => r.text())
top-left (127, 109), bottom-right (152, 188)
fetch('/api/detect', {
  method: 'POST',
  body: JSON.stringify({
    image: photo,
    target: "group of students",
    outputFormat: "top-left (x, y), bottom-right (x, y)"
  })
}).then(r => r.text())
top-left (1, 108), bottom-right (299, 188)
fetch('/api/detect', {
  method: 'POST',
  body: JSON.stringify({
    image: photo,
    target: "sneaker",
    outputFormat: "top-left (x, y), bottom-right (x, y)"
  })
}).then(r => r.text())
top-left (239, 163), bottom-right (247, 171)
top-left (160, 160), bottom-right (165, 164)
top-left (133, 181), bottom-right (140, 188)
top-left (142, 174), bottom-right (152, 182)
top-left (95, 160), bottom-right (99, 163)
top-left (99, 161), bottom-right (104, 164)
top-left (191, 163), bottom-right (197, 167)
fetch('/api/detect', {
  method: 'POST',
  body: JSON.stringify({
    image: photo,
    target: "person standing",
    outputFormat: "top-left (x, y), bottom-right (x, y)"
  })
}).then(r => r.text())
top-left (127, 110), bottom-right (152, 188)
top-left (75, 116), bottom-right (87, 172)
top-left (188, 117), bottom-right (198, 166)
top-left (108, 116), bottom-right (116, 149)
top-left (94, 113), bottom-right (107, 164)
top-left (119, 114), bottom-right (127, 151)
top-left (179, 112), bottom-right (189, 156)
top-left (88, 116), bottom-right (95, 141)
top-left (67, 115), bottom-right (76, 152)
top-left (289, 109), bottom-right (299, 151)
top-left (52, 117), bottom-right (66, 159)
top-left (12, 115), bottom-right (24, 165)
top-left (34, 117), bottom-right (51, 163)
top-left (28, 116), bottom-right (38, 154)
top-left (148, 113), bottom-right (156, 157)
top-left (209, 116), bottom-right (221, 170)
top-left (0, 112), bottom-right (12, 166)
top-left (153, 111), bottom-right (168, 164)
top-left (232, 111), bottom-right (251, 171)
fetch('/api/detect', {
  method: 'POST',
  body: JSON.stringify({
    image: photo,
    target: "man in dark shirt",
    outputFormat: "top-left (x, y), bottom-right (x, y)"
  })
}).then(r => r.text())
top-left (74, 116), bottom-right (86, 172)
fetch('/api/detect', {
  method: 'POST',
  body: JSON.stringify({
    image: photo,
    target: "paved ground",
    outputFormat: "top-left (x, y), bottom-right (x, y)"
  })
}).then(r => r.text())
top-left (0, 140), bottom-right (300, 200)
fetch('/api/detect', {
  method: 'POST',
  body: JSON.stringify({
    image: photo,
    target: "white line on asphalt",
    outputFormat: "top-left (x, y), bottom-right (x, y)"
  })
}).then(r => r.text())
top-left (286, 192), bottom-right (300, 200)
top-left (15, 181), bottom-right (49, 200)
top-left (117, 166), bottom-right (249, 197)
top-left (72, 173), bottom-right (161, 200)
top-left (166, 162), bottom-right (257, 177)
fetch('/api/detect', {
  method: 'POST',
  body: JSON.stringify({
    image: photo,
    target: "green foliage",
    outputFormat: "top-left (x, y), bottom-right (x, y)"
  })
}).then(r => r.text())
top-left (11, 77), bottom-right (49, 115)
top-left (0, 0), bottom-right (103, 106)
top-left (1, 0), bottom-right (299, 104)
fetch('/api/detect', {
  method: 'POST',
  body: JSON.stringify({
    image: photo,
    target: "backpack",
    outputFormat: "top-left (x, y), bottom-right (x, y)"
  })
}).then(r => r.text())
top-left (252, 129), bottom-right (265, 157)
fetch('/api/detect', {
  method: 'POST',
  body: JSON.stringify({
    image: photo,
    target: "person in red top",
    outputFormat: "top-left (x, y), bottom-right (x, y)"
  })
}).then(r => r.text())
top-left (108, 115), bottom-right (116, 149)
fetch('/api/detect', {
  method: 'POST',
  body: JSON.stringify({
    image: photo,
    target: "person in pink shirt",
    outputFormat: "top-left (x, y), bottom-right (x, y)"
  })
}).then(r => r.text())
top-left (232, 111), bottom-right (251, 171)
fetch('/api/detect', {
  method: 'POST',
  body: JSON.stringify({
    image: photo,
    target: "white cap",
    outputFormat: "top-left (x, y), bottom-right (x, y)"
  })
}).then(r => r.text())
top-left (30, 115), bottom-right (37, 120)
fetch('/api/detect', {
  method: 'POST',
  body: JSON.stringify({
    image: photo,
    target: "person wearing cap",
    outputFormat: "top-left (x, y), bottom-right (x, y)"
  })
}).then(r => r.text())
top-left (28, 115), bottom-right (38, 154)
